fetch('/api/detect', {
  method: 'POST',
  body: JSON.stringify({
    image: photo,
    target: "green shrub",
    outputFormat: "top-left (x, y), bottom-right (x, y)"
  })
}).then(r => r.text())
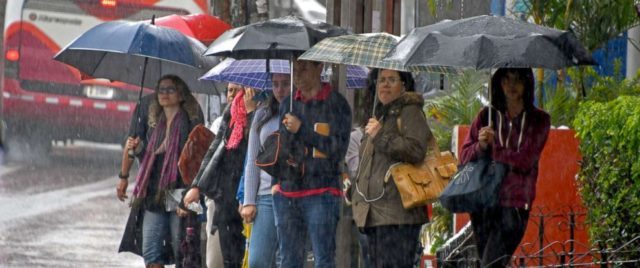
top-left (573, 96), bottom-right (640, 258)
top-left (425, 70), bottom-right (487, 150)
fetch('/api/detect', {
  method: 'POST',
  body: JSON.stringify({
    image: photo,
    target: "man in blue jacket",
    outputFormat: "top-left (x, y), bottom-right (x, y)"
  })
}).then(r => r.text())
top-left (274, 59), bottom-right (352, 267)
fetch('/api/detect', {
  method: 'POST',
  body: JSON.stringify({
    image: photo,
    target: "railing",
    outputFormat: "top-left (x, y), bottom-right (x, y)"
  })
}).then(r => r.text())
top-left (435, 206), bottom-right (640, 267)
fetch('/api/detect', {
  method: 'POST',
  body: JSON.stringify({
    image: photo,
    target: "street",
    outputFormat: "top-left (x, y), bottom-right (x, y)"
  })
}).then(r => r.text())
top-left (0, 142), bottom-right (143, 267)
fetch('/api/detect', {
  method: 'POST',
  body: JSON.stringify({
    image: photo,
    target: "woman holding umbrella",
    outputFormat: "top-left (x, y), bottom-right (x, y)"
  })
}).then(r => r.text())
top-left (118, 74), bottom-right (203, 268)
top-left (351, 68), bottom-right (433, 268)
top-left (459, 68), bottom-right (550, 267)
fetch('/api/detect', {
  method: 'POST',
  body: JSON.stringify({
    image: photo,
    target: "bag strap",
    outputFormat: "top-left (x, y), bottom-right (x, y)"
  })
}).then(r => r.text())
top-left (396, 115), bottom-right (440, 158)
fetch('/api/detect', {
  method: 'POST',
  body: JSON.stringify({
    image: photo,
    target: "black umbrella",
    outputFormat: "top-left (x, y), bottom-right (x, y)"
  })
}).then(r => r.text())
top-left (205, 15), bottom-right (350, 109)
top-left (384, 15), bottom-right (595, 70)
top-left (205, 15), bottom-right (350, 59)
top-left (384, 15), bottom-right (595, 126)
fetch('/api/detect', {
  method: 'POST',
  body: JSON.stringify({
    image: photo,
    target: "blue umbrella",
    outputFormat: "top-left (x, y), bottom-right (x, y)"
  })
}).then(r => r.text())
top-left (201, 58), bottom-right (368, 90)
top-left (54, 20), bottom-right (219, 94)
top-left (322, 64), bottom-right (369, 89)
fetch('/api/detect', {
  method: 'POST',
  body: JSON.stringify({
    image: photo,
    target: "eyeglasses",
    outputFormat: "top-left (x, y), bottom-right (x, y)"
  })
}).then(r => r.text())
top-left (157, 86), bottom-right (177, 94)
top-left (376, 77), bottom-right (401, 85)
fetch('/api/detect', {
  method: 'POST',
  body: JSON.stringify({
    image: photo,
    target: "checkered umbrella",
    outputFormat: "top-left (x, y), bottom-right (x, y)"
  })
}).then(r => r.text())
top-left (201, 58), bottom-right (369, 90)
top-left (298, 32), bottom-right (459, 73)
top-left (200, 58), bottom-right (288, 90)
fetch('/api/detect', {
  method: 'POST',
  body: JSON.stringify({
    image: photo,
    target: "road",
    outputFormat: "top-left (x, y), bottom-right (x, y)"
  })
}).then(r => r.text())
top-left (0, 142), bottom-right (143, 267)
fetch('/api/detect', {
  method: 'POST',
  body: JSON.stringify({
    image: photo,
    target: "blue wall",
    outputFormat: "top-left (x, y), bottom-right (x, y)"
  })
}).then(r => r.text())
top-left (591, 32), bottom-right (628, 78)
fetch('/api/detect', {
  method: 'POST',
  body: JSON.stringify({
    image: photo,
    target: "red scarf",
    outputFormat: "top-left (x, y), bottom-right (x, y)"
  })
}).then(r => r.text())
top-left (226, 90), bottom-right (247, 149)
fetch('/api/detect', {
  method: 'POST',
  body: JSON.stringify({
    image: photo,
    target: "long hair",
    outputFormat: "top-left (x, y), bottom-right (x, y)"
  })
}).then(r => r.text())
top-left (148, 74), bottom-right (200, 128)
top-left (255, 93), bottom-right (279, 133)
top-left (490, 68), bottom-right (535, 113)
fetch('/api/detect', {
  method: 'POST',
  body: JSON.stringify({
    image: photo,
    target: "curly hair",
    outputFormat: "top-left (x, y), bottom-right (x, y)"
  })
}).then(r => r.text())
top-left (148, 74), bottom-right (200, 128)
top-left (357, 68), bottom-right (416, 126)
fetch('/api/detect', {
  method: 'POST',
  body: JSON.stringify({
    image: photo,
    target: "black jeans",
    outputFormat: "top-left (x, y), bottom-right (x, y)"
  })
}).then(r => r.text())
top-left (362, 224), bottom-right (422, 268)
top-left (470, 206), bottom-right (530, 268)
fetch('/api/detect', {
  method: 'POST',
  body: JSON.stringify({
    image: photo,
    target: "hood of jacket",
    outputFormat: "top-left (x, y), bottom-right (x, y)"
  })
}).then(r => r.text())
top-left (375, 92), bottom-right (424, 118)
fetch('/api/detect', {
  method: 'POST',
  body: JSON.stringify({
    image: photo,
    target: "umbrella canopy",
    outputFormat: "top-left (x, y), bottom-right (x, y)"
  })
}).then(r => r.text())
top-left (383, 15), bottom-right (595, 70)
top-left (154, 14), bottom-right (231, 46)
top-left (54, 20), bottom-right (219, 94)
top-left (201, 58), bottom-right (368, 90)
top-left (204, 15), bottom-right (350, 59)
top-left (299, 32), bottom-right (458, 73)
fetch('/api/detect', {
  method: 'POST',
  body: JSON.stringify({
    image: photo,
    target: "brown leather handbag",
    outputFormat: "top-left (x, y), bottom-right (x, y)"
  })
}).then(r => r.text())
top-left (178, 124), bottom-right (215, 185)
top-left (385, 119), bottom-right (458, 209)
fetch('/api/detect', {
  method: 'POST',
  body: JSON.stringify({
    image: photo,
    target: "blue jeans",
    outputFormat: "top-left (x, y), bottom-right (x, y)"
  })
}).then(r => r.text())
top-left (273, 192), bottom-right (340, 268)
top-left (142, 210), bottom-right (181, 266)
top-left (248, 194), bottom-right (279, 268)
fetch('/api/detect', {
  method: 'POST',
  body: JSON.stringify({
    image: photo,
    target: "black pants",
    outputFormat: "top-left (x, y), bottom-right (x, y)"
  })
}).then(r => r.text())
top-left (216, 218), bottom-right (245, 268)
top-left (470, 206), bottom-right (530, 268)
top-left (362, 224), bottom-right (422, 268)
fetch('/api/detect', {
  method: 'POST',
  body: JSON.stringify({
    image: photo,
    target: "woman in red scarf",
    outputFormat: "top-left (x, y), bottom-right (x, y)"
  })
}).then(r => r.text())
top-left (184, 84), bottom-right (258, 267)
top-left (117, 74), bottom-right (203, 268)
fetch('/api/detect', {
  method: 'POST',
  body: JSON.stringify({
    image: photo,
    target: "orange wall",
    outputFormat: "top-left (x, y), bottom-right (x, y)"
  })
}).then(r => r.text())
top-left (453, 126), bottom-right (589, 265)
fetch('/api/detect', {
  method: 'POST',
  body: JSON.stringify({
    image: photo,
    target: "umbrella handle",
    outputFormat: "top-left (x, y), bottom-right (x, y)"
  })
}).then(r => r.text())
top-left (488, 68), bottom-right (493, 128)
top-left (371, 69), bottom-right (381, 118)
top-left (290, 57), bottom-right (294, 112)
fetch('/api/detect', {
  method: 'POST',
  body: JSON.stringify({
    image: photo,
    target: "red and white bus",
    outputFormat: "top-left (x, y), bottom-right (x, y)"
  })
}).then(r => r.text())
top-left (1, 0), bottom-right (209, 155)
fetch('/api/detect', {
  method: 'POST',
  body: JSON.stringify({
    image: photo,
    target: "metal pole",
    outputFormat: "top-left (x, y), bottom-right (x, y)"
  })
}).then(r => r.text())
top-left (539, 213), bottom-right (545, 267)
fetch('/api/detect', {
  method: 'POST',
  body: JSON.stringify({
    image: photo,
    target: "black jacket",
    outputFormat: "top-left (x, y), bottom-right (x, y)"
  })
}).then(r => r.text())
top-left (191, 106), bottom-right (254, 224)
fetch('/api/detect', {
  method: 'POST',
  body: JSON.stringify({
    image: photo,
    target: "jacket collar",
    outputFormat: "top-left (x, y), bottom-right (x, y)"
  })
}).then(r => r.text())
top-left (294, 83), bottom-right (332, 103)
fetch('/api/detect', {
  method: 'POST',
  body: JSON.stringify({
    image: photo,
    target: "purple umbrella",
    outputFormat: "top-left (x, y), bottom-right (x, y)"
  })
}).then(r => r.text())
top-left (200, 58), bottom-right (368, 90)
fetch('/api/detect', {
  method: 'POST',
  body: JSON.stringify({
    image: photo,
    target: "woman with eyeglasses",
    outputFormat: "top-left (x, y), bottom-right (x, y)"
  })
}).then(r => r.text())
top-left (351, 68), bottom-right (433, 268)
top-left (117, 74), bottom-right (203, 268)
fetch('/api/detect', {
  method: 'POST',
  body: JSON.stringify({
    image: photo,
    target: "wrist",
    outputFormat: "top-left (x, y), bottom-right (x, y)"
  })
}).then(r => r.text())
top-left (118, 171), bottom-right (129, 179)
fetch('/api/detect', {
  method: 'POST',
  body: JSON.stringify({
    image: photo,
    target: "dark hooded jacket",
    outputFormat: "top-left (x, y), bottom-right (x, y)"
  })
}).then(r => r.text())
top-left (352, 92), bottom-right (432, 228)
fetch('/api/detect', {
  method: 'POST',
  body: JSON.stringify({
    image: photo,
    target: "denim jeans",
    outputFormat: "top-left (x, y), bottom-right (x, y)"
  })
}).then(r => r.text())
top-left (248, 194), bottom-right (278, 268)
top-left (273, 192), bottom-right (340, 268)
top-left (142, 209), bottom-right (181, 266)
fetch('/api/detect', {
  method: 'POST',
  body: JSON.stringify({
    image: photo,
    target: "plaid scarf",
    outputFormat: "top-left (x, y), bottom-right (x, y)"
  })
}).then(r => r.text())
top-left (133, 110), bottom-right (184, 198)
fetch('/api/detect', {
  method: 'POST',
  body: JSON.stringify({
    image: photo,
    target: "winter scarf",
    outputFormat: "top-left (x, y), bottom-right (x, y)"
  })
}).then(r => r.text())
top-left (133, 110), bottom-right (184, 198)
top-left (226, 90), bottom-right (247, 149)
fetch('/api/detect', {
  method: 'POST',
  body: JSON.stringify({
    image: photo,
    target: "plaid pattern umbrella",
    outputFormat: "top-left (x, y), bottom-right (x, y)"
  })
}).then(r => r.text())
top-left (298, 32), bottom-right (459, 73)
top-left (201, 58), bottom-right (368, 90)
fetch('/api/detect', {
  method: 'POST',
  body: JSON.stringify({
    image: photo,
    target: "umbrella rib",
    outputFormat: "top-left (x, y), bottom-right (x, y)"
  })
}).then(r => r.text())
top-left (90, 51), bottom-right (110, 76)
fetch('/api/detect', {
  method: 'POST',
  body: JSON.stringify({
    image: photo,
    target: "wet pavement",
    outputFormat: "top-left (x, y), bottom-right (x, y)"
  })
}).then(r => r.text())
top-left (0, 142), bottom-right (143, 267)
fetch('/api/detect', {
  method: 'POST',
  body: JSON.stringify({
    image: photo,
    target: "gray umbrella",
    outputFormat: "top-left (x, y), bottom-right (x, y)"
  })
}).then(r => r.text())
top-left (384, 15), bottom-right (595, 70)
